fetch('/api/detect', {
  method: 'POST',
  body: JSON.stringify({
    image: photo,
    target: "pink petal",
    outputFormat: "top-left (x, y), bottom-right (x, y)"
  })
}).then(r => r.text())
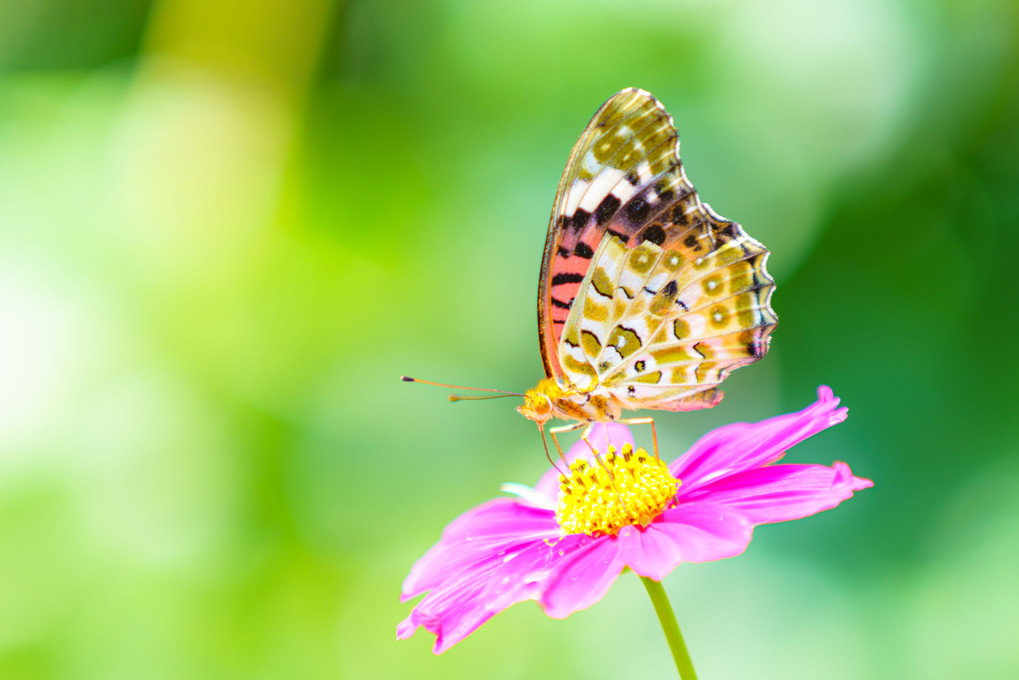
top-left (441, 498), bottom-right (556, 542)
top-left (615, 523), bottom-right (686, 580)
top-left (398, 555), bottom-right (505, 652)
top-left (399, 534), bottom-right (562, 653)
top-left (533, 423), bottom-right (636, 499)
top-left (681, 462), bottom-right (873, 524)
top-left (672, 385), bottom-right (847, 493)
top-left (616, 503), bottom-right (755, 579)
top-left (538, 535), bottom-right (625, 618)
top-left (402, 499), bottom-right (557, 599)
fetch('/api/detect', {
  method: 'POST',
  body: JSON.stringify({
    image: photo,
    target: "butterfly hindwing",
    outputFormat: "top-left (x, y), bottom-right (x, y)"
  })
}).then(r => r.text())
top-left (557, 231), bottom-right (776, 411)
top-left (609, 233), bottom-right (777, 411)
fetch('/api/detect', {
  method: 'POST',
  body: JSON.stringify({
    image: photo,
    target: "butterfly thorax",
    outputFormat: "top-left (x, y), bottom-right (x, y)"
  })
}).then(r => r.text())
top-left (517, 378), bottom-right (622, 425)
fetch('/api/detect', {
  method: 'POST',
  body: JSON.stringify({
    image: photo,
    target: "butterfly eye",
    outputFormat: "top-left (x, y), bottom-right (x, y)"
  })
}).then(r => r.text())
top-left (540, 396), bottom-right (553, 415)
top-left (530, 394), bottom-right (550, 415)
top-left (517, 390), bottom-right (555, 423)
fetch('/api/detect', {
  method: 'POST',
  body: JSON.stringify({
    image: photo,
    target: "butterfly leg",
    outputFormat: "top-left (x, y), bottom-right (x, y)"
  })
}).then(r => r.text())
top-left (548, 421), bottom-right (587, 461)
top-left (537, 425), bottom-right (567, 476)
top-left (619, 416), bottom-right (659, 459)
top-left (572, 425), bottom-right (627, 499)
top-left (550, 422), bottom-right (622, 495)
top-left (551, 421), bottom-right (625, 490)
top-left (578, 423), bottom-right (614, 466)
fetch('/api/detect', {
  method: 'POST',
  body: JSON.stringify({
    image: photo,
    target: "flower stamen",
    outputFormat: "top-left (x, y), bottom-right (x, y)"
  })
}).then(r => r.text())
top-left (555, 443), bottom-right (680, 536)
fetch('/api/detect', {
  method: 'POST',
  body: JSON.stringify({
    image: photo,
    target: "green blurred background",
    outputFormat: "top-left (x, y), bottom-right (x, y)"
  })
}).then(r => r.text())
top-left (1, 0), bottom-right (1017, 677)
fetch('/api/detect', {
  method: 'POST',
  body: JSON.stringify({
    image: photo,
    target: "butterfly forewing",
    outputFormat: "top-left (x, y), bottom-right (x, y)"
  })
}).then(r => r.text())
top-left (540, 89), bottom-right (751, 374)
top-left (539, 89), bottom-right (682, 380)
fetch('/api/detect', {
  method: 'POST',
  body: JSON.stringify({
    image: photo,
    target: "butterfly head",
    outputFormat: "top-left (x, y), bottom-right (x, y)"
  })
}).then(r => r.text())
top-left (516, 378), bottom-right (564, 424)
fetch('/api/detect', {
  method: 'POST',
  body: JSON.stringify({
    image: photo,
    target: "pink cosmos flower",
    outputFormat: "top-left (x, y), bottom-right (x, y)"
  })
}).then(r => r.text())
top-left (398, 386), bottom-right (872, 653)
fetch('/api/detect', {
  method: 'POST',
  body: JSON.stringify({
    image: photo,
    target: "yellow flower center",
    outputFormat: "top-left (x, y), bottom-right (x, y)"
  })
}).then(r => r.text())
top-left (555, 443), bottom-right (681, 537)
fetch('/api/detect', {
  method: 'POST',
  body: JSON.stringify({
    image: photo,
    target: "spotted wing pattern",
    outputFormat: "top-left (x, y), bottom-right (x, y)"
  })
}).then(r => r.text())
top-left (538, 88), bottom-right (769, 388)
top-left (558, 231), bottom-right (776, 410)
top-left (538, 89), bottom-right (667, 380)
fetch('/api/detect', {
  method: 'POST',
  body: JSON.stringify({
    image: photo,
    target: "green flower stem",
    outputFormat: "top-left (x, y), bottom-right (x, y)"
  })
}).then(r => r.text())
top-left (640, 576), bottom-right (698, 680)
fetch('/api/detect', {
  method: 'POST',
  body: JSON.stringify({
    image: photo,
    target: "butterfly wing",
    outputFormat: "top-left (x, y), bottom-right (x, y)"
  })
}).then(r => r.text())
top-left (540, 88), bottom-right (766, 386)
top-left (558, 231), bottom-right (776, 411)
top-left (538, 88), bottom-right (678, 381)
top-left (543, 89), bottom-right (777, 407)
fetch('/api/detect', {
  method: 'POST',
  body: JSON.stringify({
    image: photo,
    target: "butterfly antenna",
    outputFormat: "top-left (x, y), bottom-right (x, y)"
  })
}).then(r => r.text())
top-left (400, 376), bottom-right (523, 397)
top-left (448, 393), bottom-right (519, 402)
top-left (399, 377), bottom-right (521, 403)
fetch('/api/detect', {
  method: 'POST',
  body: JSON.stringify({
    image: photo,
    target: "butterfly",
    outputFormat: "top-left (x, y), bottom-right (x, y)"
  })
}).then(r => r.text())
top-left (406, 88), bottom-right (777, 459)
top-left (515, 88), bottom-right (777, 454)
